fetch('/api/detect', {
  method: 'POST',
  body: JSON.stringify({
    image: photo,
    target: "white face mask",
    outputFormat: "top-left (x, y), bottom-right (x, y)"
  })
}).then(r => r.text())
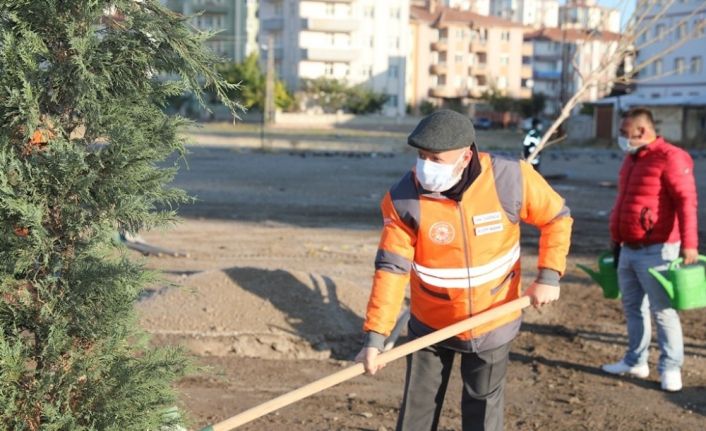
top-left (415, 151), bottom-right (467, 192)
top-left (618, 136), bottom-right (639, 154)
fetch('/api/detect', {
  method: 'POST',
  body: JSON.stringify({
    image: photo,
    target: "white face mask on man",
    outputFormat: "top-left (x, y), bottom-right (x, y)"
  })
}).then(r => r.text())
top-left (415, 151), bottom-right (467, 192)
top-left (617, 136), bottom-right (640, 154)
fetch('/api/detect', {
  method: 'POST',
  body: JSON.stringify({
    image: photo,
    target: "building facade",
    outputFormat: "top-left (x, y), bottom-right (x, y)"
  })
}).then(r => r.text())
top-left (164, 0), bottom-right (259, 63)
top-left (559, 0), bottom-right (620, 33)
top-left (526, 28), bottom-right (621, 115)
top-left (594, 0), bottom-right (706, 145)
top-left (259, 0), bottom-right (410, 116)
top-left (489, 0), bottom-right (559, 28)
top-left (408, 5), bottom-right (533, 111)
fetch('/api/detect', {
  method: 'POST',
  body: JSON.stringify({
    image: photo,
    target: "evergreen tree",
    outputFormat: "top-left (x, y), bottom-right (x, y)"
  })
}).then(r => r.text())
top-left (0, 1), bottom-right (237, 429)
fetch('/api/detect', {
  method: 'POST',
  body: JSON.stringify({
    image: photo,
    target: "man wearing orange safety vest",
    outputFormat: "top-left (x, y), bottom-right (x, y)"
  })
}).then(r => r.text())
top-left (355, 110), bottom-right (573, 431)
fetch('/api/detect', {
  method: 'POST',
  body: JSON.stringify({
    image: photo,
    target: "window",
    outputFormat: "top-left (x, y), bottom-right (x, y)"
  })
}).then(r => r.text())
top-left (456, 29), bottom-right (465, 39)
top-left (326, 3), bottom-right (335, 15)
top-left (675, 57), bottom-right (685, 74)
top-left (654, 59), bottom-right (663, 76)
top-left (691, 56), bottom-right (703, 74)
top-left (387, 95), bottom-right (398, 107)
top-left (522, 56), bottom-right (531, 65)
top-left (390, 8), bottom-right (400, 19)
top-left (324, 62), bottom-right (334, 76)
top-left (388, 65), bottom-right (399, 78)
top-left (498, 76), bottom-right (507, 88)
top-left (501, 31), bottom-right (510, 42)
top-left (676, 22), bottom-right (687, 39)
top-left (326, 32), bottom-right (335, 45)
top-left (455, 54), bottom-right (464, 63)
top-left (695, 19), bottom-right (706, 36)
top-left (655, 24), bottom-right (666, 39)
top-left (274, 2), bottom-right (283, 14)
top-left (500, 55), bottom-right (510, 66)
top-left (364, 6), bottom-right (374, 18)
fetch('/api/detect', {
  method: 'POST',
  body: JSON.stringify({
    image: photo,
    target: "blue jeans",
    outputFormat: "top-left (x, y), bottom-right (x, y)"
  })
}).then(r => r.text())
top-left (618, 243), bottom-right (683, 373)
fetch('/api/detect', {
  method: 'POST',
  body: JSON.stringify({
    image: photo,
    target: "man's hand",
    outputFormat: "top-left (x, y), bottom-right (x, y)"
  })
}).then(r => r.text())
top-left (355, 347), bottom-right (385, 375)
top-left (525, 282), bottom-right (560, 308)
top-left (682, 248), bottom-right (699, 265)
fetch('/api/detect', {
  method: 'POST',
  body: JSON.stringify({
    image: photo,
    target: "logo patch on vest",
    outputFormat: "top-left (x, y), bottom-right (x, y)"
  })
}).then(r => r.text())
top-left (429, 222), bottom-right (455, 245)
top-left (475, 223), bottom-right (504, 236)
top-left (473, 212), bottom-right (502, 225)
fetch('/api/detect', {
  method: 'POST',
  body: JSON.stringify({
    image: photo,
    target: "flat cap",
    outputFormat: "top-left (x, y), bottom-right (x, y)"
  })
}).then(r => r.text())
top-left (407, 109), bottom-right (476, 152)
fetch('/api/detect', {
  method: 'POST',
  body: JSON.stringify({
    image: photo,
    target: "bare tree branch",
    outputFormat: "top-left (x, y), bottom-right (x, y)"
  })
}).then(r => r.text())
top-left (526, 0), bottom-right (706, 163)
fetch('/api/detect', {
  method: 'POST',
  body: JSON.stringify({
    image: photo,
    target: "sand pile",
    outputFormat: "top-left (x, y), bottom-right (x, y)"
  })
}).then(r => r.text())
top-left (137, 267), bottom-right (371, 360)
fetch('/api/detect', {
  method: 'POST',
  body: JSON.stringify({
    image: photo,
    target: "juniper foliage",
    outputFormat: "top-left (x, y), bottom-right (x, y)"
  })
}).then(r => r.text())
top-left (0, 1), bottom-right (238, 429)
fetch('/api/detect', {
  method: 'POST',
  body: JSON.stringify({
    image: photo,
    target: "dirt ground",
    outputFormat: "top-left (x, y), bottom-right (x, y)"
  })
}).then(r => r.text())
top-left (135, 132), bottom-right (706, 431)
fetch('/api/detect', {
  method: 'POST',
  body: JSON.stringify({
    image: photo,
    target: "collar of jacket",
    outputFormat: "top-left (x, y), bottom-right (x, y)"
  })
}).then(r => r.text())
top-left (632, 136), bottom-right (666, 158)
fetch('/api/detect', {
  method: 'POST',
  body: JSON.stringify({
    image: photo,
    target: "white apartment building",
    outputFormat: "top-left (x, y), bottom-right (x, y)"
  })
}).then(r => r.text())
top-left (440, 0), bottom-right (491, 15)
top-left (489, 0), bottom-right (559, 28)
top-left (594, 0), bottom-right (706, 145)
top-left (259, 0), bottom-right (410, 116)
top-left (559, 0), bottom-right (620, 33)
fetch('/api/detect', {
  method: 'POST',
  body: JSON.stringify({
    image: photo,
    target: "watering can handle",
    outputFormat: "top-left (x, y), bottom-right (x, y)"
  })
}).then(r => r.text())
top-left (668, 255), bottom-right (706, 271)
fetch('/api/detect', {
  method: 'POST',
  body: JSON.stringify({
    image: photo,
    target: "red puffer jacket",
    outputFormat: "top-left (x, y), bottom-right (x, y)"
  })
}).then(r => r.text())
top-left (610, 137), bottom-right (698, 249)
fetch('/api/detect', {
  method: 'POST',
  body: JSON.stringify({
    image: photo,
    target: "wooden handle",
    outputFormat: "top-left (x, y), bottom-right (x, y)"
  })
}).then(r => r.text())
top-left (202, 296), bottom-right (531, 431)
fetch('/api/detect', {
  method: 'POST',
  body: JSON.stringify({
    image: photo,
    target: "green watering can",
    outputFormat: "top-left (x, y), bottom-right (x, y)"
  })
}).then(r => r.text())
top-left (577, 251), bottom-right (621, 299)
top-left (648, 255), bottom-right (706, 311)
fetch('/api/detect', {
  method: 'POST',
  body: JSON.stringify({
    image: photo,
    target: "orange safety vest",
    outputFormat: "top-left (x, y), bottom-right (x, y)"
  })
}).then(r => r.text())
top-left (364, 152), bottom-right (572, 344)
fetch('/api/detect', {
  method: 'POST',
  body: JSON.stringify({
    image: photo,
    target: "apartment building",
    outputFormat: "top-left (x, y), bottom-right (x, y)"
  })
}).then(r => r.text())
top-left (259, 0), bottom-right (410, 116)
top-left (489, 0), bottom-right (559, 28)
top-left (594, 0), bottom-right (706, 144)
top-left (559, 0), bottom-right (620, 33)
top-left (439, 0), bottom-right (490, 15)
top-left (163, 0), bottom-right (259, 63)
top-left (408, 5), bottom-right (533, 110)
top-left (525, 28), bottom-right (621, 115)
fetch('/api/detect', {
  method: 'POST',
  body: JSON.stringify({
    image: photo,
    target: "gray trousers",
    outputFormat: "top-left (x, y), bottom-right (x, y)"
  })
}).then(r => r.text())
top-left (396, 341), bottom-right (511, 431)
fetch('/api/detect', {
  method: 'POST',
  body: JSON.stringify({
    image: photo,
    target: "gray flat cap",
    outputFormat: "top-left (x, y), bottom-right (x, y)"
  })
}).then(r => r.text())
top-left (408, 109), bottom-right (476, 152)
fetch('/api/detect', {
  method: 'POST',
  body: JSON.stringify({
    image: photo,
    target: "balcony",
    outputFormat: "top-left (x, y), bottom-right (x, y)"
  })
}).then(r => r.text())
top-left (301, 17), bottom-right (359, 33)
top-left (521, 65), bottom-right (532, 78)
top-left (431, 38), bottom-right (448, 51)
top-left (469, 63), bottom-right (487, 74)
top-left (469, 41), bottom-right (488, 52)
top-left (533, 70), bottom-right (562, 80)
top-left (522, 43), bottom-right (533, 56)
top-left (301, 48), bottom-right (359, 62)
top-left (430, 62), bottom-right (448, 75)
top-left (429, 86), bottom-right (468, 99)
top-left (261, 18), bottom-right (283, 31)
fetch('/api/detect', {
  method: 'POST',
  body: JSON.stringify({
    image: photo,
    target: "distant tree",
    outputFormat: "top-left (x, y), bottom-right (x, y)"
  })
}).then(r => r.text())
top-left (419, 100), bottom-right (436, 116)
top-left (345, 85), bottom-right (389, 114)
top-left (0, 0), bottom-right (239, 428)
top-left (300, 77), bottom-right (390, 114)
top-left (216, 53), bottom-right (293, 111)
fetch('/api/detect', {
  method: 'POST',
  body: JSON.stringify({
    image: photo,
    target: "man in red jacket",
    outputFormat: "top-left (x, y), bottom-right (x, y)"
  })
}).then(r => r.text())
top-left (603, 108), bottom-right (699, 392)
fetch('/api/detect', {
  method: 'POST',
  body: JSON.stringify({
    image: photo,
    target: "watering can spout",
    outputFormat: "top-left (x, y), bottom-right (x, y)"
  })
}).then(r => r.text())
top-left (577, 264), bottom-right (604, 286)
top-left (577, 252), bottom-right (621, 299)
top-left (648, 268), bottom-right (675, 300)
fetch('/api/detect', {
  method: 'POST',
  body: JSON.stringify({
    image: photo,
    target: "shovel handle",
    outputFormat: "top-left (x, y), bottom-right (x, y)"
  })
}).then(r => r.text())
top-left (201, 296), bottom-right (531, 431)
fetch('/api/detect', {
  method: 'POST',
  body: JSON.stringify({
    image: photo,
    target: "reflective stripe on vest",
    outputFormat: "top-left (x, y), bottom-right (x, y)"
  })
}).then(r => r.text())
top-left (412, 243), bottom-right (520, 289)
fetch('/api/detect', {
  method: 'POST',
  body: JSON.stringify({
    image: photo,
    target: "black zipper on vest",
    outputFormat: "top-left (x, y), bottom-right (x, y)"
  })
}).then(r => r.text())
top-left (457, 203), bottom-right (473, 320)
